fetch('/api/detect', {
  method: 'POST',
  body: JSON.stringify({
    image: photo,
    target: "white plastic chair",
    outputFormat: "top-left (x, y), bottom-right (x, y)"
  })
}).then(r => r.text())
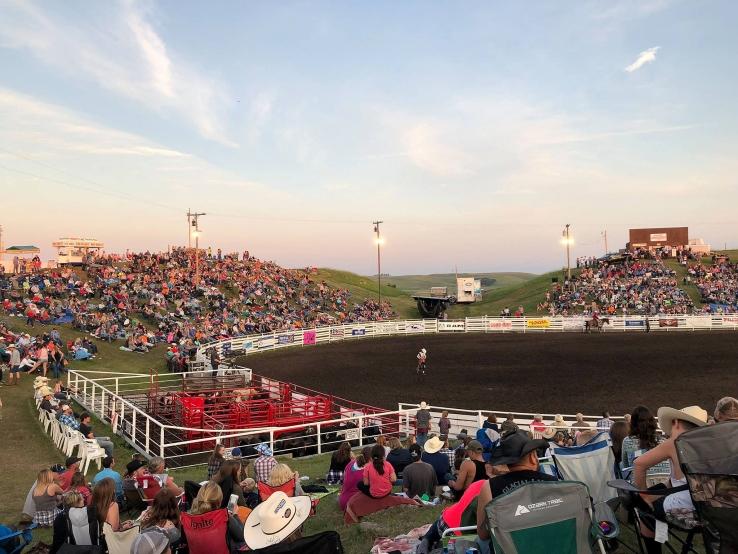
top-left (64, 427), bottom-right (82, 456)
top-left (79, 435), bottom-right (107, 474)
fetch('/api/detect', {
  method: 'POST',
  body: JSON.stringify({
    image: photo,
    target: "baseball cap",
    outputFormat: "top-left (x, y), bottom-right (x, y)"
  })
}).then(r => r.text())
top-left (126, 459), bottom-right (146, 474)
top-left (65, 456), bottom-right (81, 467)
top-left (490, 431), bottom-right (548, 466)
top-left (466, 440), bottom-right (484, 453)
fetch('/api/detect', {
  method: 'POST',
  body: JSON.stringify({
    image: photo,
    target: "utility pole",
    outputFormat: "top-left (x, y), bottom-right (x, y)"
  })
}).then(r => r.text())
top-left (564, 224), bottom-right (572, 281)
top-left (373, 221), bottom-right (383, 304)
top-left (187, 209), bottom-right (192, 249)
top-left (189, 211), bottom-right (206, 284)
top-left (602, 229), bottom-right (608, 255)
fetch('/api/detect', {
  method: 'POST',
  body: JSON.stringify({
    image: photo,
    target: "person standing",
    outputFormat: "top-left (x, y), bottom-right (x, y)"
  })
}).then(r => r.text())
top-left (415, 402), bottom-right (432, 447)
top-left (438, 410), bottom-right (451, 442)
top-left (8, 344), bottom-right (21, 385)
top-left (416, 348), bottom-right (427, 377)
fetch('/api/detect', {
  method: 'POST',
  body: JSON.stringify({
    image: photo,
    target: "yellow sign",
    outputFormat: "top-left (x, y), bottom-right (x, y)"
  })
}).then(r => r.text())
top-left (526, 319), bottom-right (551, 328)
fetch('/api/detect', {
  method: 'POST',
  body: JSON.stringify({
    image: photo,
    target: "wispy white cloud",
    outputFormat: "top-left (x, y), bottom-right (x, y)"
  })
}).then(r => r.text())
top-left (625, 47), bottom-right (661, 72)
top-left (0, 0), bottom-right (235, 145)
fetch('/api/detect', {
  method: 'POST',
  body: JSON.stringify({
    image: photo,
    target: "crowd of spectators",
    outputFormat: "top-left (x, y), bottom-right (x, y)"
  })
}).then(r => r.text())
top-left (687, 256), bottom-right (738, 312)
top-left (540, 250), bottom-right (694, 315)
top-left (0, 247), bottom-right (395, 368)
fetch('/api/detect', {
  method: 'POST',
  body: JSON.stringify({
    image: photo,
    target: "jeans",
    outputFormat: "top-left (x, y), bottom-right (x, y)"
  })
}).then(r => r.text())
top-left (417, 430), bottom-right (429, 447)
top-left (96, 438), bottom-right (114, 457)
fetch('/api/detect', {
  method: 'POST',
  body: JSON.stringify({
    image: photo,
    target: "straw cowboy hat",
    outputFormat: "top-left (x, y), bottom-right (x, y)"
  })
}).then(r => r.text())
top-left (657, 406), bottom-right (708, 437)
top-left (423, 436), bottom-right (444, 454)
top-left (39, 386), bottom-right (53, 397)
top-left (542, 426), bottom-right (557, 440)
top-left (553, 414), bottom-right (567, 426)
top-left (244, 491), bottom-right (311, 550)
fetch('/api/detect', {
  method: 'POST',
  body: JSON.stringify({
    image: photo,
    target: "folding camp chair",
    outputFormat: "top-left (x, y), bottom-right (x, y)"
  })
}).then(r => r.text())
top-left (258, 478), bottom-right (296, 501)
top-left (103, 522), bottom-right (140, 554)
top-left (181, 509), bottom-right (230, 554)
top-left (249, 530), bottom-right (344, 553)
top-left (675, 420), bottom-right (738, 554)
top-left (0, 523), bottom-right (36, 554)
top-left (552, 432), bottom-right (617, 506)
top-left (485, 480), bottom-right (610, 554)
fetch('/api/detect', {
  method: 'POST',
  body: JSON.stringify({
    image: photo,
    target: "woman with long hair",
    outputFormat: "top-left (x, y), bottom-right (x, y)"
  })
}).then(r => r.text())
top-left (326, 441), bottom-right (354, 484)
top-left (267, 463), bottom-right (304, 496)
top-left (213, 460), bottom-right (246, 508)
top-left (189, 481), bottom-right (244, 550)
top-left (70, 472), bottom-right (91, 506)
top-left (621, 405), bottom-right (670, 484)
top-left (339, 446), bottom-right (371, 511)
top-left (207, 444), bottom-right (226, 480)
top-left (358, 444), bottom-right (396, 499)
top-left (91, 477), bottom-right (133, 531)
top-left (386, 437), bottom-right (412, 476)
top-left (32, 469), bottom-right (64, 526)
top-left (140, 488), bottom-right (181, 543)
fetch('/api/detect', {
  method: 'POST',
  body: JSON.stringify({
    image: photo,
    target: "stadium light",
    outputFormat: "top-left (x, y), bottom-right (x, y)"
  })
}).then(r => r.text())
top-left (373, 221), bottom-right (383, 306)
top-left (562, 224), bottom-right (573, 282)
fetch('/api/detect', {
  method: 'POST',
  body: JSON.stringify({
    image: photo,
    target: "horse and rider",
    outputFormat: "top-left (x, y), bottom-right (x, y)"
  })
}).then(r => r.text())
top-left (584, 311), bottom-right (610, 333)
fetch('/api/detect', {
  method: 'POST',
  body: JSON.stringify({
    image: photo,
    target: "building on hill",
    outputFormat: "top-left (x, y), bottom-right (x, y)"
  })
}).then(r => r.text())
top-left (628, 227), bottom-right (688, 251)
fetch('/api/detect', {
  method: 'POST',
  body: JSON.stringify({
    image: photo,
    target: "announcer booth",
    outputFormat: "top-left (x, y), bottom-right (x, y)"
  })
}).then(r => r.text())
top-left (53, 238), bottom-right (104, 265)
top-left (628, 227), bottom-right (689, 251)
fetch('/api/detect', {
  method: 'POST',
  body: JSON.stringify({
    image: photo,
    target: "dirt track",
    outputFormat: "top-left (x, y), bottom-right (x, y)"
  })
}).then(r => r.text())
top-left (240, 332), bottom-right (738, 416)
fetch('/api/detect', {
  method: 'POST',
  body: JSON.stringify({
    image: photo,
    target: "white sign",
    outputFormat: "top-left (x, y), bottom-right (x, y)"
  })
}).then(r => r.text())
top-left (488, 320), bottom-right (513, 330)
top-left (650, 233), bottom-right (667, 242)
top-left (722, 316), bottom-right (738, 326)
top-left (406, 322), bottom-right (426, 333)
top-left (439, 321), bottom-right (465, 331)
top-left (686, 317), bottom-right (712, 329)
top-left (563, 318), bottom-right (585, 330)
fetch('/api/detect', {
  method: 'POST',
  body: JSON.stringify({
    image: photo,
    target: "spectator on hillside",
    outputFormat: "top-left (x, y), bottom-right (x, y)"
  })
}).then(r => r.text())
top-left (146, 457), bottom-right (183, 497)
top-left (339, 447), bottom-right (371, 511)
top-left (207, 444), bottom-right (226, 480)
top-left (189, 481), bottom-right (245, 550)
top-left (69, 472), bottom-right (91, 506)
top-left (326, 441), bottom-right (354, 484)
top-left (439, 410), bottom-right (451, 441)
top-left (448, 440), bottom-right (488, 500)
top-left (253, 443), bottom-right (277, 484)
top-left (373, 434), bottom-right (390, 457)
top-left (596, 411), bottom-right (614, 432)
top-left (32, 469), bottom-right (64, 526)
top-left (267, 463), bottom-right (305, 496)
top-left (59, 404), bottom-right (78, 428)
top-left (58, 457), bottom-right (82, 491)
top-left (8, 344), bottom-right (21, 385)
top-left (79, 412), bottom-right (114, 457)
top-left (93, 457), bottom-right (124, 503)
top-left (123, 459), bottom-right (147, 497)
top-left (421, 436), bottom-right (452, 485)
top-left (714, 396), bottom-right (738, 422)
top-left (139, 488), bottom-right (181, 545)
top-left (386, 437), bottom-right (412, 477)
top-left (633, 406), bottom-right (708, 550)
top-left (482, 413), bottom-right (498, 431)
top-left (358, 444), bottom-right (396, 499)
top-left (621, 406), bottom-right (669, 484)
top-left (475, 431), bottom-right (557, 543)
top-left (415, 402), bottom-right (432, 446)
top-left (530, 414), bottom-right (546, 434)
top-left (402, 444), bottom-right (437, 499)
top-left (91, 477), bottom-right (133, 532)
top-left (213, 460), bottom-right (247, 508)
top-left (39, 387), bottom-right (58, 413)
top-left (50, 491), bottom-right (99, 554)
top-left (500, 413), bottom-right (518, 435)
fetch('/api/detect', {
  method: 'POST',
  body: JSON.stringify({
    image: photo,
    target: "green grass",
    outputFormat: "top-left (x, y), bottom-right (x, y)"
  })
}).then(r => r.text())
top-left (371, 272), bottom-right (536, 294)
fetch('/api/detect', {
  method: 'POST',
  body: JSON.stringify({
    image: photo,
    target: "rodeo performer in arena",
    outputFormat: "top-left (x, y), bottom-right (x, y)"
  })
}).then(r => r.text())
top-left (416, 348), bottom-right (427, 378)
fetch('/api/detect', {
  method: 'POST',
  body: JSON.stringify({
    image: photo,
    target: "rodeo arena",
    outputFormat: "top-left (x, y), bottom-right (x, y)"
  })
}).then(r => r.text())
top-left (0, 226), bottom-right (737, 554)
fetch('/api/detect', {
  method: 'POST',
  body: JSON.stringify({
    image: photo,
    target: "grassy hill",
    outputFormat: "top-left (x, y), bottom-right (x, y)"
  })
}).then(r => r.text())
top-left (373, 272), bottom-right (535, 293)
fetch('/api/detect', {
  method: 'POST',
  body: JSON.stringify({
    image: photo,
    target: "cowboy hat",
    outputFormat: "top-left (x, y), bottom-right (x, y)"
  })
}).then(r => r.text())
top-left (657, 406), bottom-right (708, 437)
top-left (490, 431), bottom-right (548, 466)
top-left (244, 491), bottom-right (310, 550)
top-left (7, 344), bottom-right (16, 349)
top-left (553, 414), bottom-right (567, 426)
top-left (542, 426), bottom-right (557, 440)
top-left (423, 436), bottom-right (444, 454)
top-left (39, 386), bottom-right (53, 396)
top-left (419, 401), bottom-right (428, 409)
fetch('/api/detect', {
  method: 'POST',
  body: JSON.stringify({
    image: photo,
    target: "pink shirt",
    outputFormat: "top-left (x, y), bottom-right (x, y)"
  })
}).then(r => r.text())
top-left (339, 461), bottom-right (364, 511)
top-left (363, 461), bottom-right (394, 498)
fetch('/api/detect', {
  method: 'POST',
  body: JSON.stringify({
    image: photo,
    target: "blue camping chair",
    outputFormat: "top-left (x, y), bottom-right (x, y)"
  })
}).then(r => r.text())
top-left (0, 523), bottom-right (37, 554)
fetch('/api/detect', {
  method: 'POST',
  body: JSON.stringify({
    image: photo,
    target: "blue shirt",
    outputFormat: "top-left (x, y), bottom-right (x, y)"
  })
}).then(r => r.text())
top-left (93, 468), bottom-right (124, 498)
top-left (59, 413), bottom-right (79, 430)
top-left (421, 451), bottom-right (451, 485)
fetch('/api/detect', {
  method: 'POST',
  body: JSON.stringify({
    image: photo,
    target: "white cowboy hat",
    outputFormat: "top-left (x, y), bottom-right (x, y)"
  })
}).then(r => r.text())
top-left (39, 386), bottom-right (53, 396)
top-left (423, 436), bottom-right (444, 454)
top-left (657, 406), bottom-right (708, 436)
top-left (419, 401), bottom-right (428, 409)
top-left (243, 491), bottom-right (311, 550)
top-left (553, 414), bottom-right (567, 426)
top-left (542, 426), bottom-right (557, 440)
top-left (421, 348), bottom-right (426, 354)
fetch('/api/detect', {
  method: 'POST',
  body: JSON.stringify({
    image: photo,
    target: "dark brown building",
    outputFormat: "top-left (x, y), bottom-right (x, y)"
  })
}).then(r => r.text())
top-left (628, 227), bottom-right (689, 250)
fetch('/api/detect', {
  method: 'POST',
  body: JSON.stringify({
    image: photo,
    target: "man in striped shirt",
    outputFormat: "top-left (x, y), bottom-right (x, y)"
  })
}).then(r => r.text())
top-left (596, 411), bottom-right (614, 433)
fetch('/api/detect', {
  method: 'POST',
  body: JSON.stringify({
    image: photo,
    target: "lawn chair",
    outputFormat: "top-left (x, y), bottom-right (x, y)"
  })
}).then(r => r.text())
top-left (257, 478), bottom-right (296, 501)
top-left (181, 509), bottom-right (230, 554)
top-left (0, 523), bottom-right (37, 554)
top-left (486, 480), bottom-right (610, 554)
top-left (78, 436), bottom-right (107, 475)
top-left (552, 432), bottom-right (617, 506)
top-left (103, 522), bottom-right (140, 554)
top-left (250, 530), bottom-right (344, 553)
top-left (675, 420), bottom-right (738, 553)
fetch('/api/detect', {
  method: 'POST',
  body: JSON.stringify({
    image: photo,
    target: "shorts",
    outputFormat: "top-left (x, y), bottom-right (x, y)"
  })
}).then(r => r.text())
top-left (10, 365), bottom-right (21, 374)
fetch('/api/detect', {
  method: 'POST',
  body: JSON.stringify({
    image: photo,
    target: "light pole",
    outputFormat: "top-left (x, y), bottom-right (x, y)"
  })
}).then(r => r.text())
top-left (190, 212), bottom-right (206, 284)
top-left (562, 224), bottom-right (573, 282)
top-left (373, 221), bottom-right (383, 304)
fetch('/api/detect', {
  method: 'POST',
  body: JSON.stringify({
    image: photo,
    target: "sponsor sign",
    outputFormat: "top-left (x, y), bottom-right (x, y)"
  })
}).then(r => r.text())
top-left (562, 318), bottom-right (585, 330)
top-left (514, 498), bottom-right (564, 517)
top-left (625, 320), bottom-right (645, 327)
top-left (488, 320), bottom-right (513, 330)
top-left (650, 233), bottom-right (668, 242)
top-left (351, 328), bottom-right (366, 336)
top-left (330, 328), bottom-right (344, 339)
top-left (341, 428), bottom-right (361, 441)
top-left (659, 318), bottom-right (679, 328)
top-left (686, 317), bottom-right (712, 329)
top-left (241, 341), bottom-right (254, 351)
top-left (221, 343), bottom-right (232, 355)
top-left (303, 330), bottom-right (316, 345)
top-left (526, 318), bottom-right (551, 329)
top-left (277, 334), bottom-right (295, 344)
top-left (407, 322), bottom-right (426, 333)
top-left (378, 321), bottom-right (399, 333)
top-left (439, 321), bottom-right (466, 331)
top-left (722, 316), bottom-right (738, 326)
top-left (255, 337), bottom-right (275, 349)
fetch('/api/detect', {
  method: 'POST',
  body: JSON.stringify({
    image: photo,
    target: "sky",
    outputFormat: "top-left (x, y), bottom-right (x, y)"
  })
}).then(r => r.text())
top-left (1, 0), bottom-right (738, 275)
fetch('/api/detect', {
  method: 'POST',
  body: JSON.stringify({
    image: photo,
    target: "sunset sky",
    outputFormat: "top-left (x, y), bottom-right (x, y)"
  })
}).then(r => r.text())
top-left (1, 0), bottom-right (737, 274)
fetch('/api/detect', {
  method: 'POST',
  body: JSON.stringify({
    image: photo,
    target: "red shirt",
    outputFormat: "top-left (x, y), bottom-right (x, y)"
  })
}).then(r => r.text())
top-left (363, 461), bottom-right (394, 498)
top-left (58, 468), bottom-right (76, 491)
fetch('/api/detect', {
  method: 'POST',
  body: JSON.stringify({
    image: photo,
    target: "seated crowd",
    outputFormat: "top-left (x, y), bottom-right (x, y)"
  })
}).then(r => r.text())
top-left (687, 256), bottom-right (738, 312)
top-left (0, 246), bottom-right (395, 369)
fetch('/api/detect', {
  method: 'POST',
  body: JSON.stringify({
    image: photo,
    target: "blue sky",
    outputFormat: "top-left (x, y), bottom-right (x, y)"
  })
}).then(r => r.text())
top-left (1, 0), bottom-right (737, 274)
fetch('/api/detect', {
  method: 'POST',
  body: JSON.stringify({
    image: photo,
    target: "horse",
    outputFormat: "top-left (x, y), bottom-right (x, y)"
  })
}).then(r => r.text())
top-left (584, 317), bottom-right (610, 333)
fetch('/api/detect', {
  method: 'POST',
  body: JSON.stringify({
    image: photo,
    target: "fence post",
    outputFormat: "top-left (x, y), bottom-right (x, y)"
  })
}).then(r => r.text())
top-left (115, 378), bottom-right (119, 396)
top-left (317, 422), bottom-right (322, 455)
top-left (477, 410), bottom-right (484, 429)
top-left (132, 410), bottom-right (137, 447)
top-left (269, 430), bottom-right (274, 455)
top-left (160, 426), bottom-right (165, 458)
top-left (145, 417), bottom-right (150, 454)
top-left (91, 384), bottom-right (96, 414)
top-left (358, 416), bottom-right (364, 447)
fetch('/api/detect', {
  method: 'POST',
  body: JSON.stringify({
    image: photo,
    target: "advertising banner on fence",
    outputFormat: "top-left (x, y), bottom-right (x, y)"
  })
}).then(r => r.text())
top-left (303, 330), bottom-right (316, 345)
top-left (378, 321), bottom-right (399, 333)
top-left (659, 318), bottom-right (679, 328)
top-left (439, 321), bottom-right (466, 331)
top-left (686, 317), bottom-right (712, 329)
top-left (330, 328), bottom-right (345, 339)
top-left (351, 328), bottom-right (366, 336)
top-left (278, 334), bottom-right (295, 344)
top-left (488, 320), bottom-right (513, 331)
top-left (406, 322), bottom-right (426, 333)
top-left (527, 319), bottom-right (551, 329)
top-left (722, 316), bottom-right (738, 326)
top-left (255, 337), bottom-right (275, 349)
top-left (562, 318), bottom-right (585, 330)
top-left (625, 320), bottom-right (645, 327)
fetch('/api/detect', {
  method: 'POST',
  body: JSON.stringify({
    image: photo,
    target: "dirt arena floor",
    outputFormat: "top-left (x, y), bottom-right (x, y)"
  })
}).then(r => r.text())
top-left (240, 332), bottom-right (738, 416)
